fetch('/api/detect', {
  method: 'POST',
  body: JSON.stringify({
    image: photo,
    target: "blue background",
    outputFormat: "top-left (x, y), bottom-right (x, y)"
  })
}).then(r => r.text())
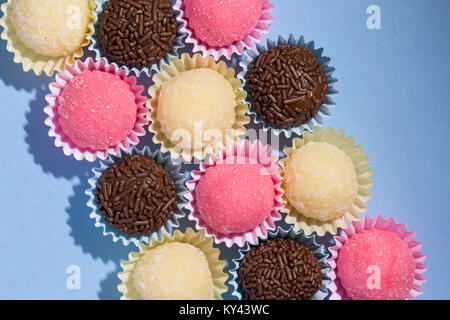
top-left (0, 0), bottom-right (449, 300)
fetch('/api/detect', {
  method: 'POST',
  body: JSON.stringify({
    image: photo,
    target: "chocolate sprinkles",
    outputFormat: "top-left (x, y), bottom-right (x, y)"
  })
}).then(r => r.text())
top-left (239, 238), bottom-right (322, 300)
top-left (246, 44), bottom-right (328, 128)
top-left (99, 0), bottom-right (177, 67)
top-left (95, 155), bottom-right (177, 236)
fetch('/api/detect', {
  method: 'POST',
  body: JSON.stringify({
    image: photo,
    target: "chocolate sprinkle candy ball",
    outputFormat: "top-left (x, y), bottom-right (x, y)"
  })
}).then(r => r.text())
top-left (95, 155), bottom-right (177, 236)
top-left (99, 0), bottom-right (177, 67)
top-left (246, 44), bottom-right (328, 128)
top-left (239, 238), bottom-right (322, 300)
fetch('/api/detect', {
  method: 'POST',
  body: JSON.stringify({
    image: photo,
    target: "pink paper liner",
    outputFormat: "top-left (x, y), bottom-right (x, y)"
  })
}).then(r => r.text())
top-left (43, 57), bottom-right (149, 162)
top-left (185, 139), bottom-right (283, 248)
top-left (174, 0), bottom-right (274, 61)
top-left (327, 214), bottom-right (427, 300)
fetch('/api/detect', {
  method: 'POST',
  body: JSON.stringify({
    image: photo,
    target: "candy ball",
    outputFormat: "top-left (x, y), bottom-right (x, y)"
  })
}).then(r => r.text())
top-left (157, 68), bottom-right (236, 148)
top-left (57, 70), bottom-right (137, 151)
top-left (337, 229), bottom-right (415, 300)
top-left (11, 0), bottom-right (90, 57)
top-left (184, 0), bottom-right (262, 47)
top-left (195, 156), bottom-right (275, 234)
top-left (284, 142), bottom-right (358, 222)
top-left (133, 242), bottom-right (214, 300)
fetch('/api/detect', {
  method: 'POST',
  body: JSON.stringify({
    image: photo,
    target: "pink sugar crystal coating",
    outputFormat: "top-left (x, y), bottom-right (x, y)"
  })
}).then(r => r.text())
top-left (337, 229), bottom-right (415, 300)
top-left (195, 156), bottom-right (275, 234)
top-left (184, 0), bottom-right (262, 47)
top-left (57, 70), bottom-right (137, 151)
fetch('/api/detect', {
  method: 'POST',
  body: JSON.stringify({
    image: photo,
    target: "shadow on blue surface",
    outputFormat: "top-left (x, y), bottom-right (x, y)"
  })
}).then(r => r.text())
top-left (0, 42), bottom-right (49, 92)
top-left (68, 177), bottom-right (131, 299)
top-left (98, 267), bottom-right (123, 300)
top-left (14, 47), bottom-right (131, 299)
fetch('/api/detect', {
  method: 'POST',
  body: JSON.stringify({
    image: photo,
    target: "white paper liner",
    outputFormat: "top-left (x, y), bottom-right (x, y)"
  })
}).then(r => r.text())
top-left (238, 34), bottom-right (338, 138)
top-left (88, 0), bottom-right (186, 77)
top-left (228, 226), bottom-right (331, 300)
top-left (85, 146), bottom-right (187, 247)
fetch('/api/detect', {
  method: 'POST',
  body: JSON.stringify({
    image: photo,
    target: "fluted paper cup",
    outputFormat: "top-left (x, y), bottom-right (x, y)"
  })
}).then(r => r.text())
top-left (238, 34), bottom-right (338, 138)
top-left (174, 0), bottom-right (274, 61)
top-left (327, 214), bottom-right (427, 300)
top-left (117, 228), bottom-right (228, 300)
top-left (228, 226), bottom-right (330, 300)
top-left (85, 146), bottom-right (187, 247)
top-left (43, 57), bottom-right (148, 162)
top-left (185, 139), bottom-right (283, 248)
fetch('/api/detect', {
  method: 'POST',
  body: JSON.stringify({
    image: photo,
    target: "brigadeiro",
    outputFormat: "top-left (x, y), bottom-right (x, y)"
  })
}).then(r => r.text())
top-left (90, 0), bottom-right (184, 75)
top-left (239, 238), bottom-right (323, 300)
top-left (239, 35), bottom-right (338, 137)
top-left (95, 155), bottom-right (178, 237)
top-left (247, 44), bottom-right (328, 128)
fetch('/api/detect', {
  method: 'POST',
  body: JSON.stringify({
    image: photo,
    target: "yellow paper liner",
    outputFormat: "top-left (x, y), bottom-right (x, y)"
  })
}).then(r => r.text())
top-left (117, 228), bottom-right (228, 300)
top-left (0, 0), bottom-right (96, 77)
top-left (280, 127), bottom-right (373, 236)
top-left (147, 53), bottom-right (250, 161)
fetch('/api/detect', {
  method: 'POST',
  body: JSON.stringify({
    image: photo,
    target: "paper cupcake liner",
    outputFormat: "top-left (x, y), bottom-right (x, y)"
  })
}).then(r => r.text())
top-left (117, 228), bottom-right (228, 300)
top-left (85, 146), bottom-right (187, 247)
top-left (280, 126), bottom-right (373, 236)
top-left (184, 139), bottom-right (283, 248)
top-left (238, 34), bottom-right (338, 138)
top-left (88, 0), bottom-right (186, 77)
top-left (43, 57), bottom-right (148, 162)
top-left (0, 0), bottom-right (96, 76)
top-left (174, 0), bottom-right (274, 61)
top-left (327, 214), bottom-right (427, 300)
top-left (228, 226), bottom-right (330, 300)
top-left (147, 53), bottom-right (250, 161)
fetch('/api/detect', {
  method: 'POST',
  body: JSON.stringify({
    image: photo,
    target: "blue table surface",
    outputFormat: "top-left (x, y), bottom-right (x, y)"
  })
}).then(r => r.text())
top-left (0, 0), bottom-right (449, 300)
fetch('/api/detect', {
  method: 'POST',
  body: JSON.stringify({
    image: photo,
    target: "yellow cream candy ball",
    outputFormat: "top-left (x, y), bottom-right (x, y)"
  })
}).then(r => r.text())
top-left (157, 68), bottom-right (236, 147)
top-left (11, 0), bottom-right (90, 57)
top-left (284, 142), bottom-right (358, 222)
top-left (133, 242), bottom-right (214, 300)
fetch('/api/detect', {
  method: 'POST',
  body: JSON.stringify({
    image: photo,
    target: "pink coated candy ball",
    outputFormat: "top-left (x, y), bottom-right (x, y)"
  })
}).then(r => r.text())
top-left (184, 0), bottom-right (262, 47)
top-left (195, 156), bottom-right (275, 234)
top-left (57, 70), bottom-right (137, 151)
top-left (337, 229), bottom-right (415, 300)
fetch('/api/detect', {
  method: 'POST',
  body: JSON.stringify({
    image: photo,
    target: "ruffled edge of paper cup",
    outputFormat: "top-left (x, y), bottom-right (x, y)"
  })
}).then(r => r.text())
top-left (117, 228), bottom-right (228, 300)
top-left (238, 34), bottom-right (338, 138)
top-left (279, 126), bottom-right (374, 236)
top-left (85, 146), bottom-right (187, 247)
top-left (174, 0), bottom-right (274, 61)
top-left (88, 0), bottom-right (186, 77)
top-left (184, 139), bottom-right (283, 248)
top-left (228, 226), bottom-right (331, 300)
top-left (43, 57), bottom-right (149, 162)
top-left (326, 214), bottom-right (427, 300)
top-left (147, 52), bottom-right (250, 162)
top-left (0, 0), bottom-right (96, 76)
